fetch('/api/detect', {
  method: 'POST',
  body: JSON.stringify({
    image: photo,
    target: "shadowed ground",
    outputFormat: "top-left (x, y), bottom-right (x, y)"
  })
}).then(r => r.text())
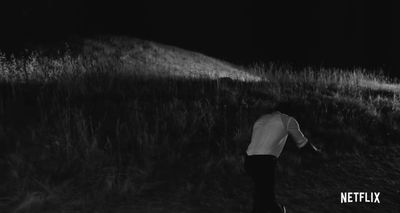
top-left (0, 37), bottom-right (399, 213)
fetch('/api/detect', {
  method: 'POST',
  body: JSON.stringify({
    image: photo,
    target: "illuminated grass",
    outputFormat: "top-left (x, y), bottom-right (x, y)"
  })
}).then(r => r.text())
top-left (0, 37), bottom-right (399, 212)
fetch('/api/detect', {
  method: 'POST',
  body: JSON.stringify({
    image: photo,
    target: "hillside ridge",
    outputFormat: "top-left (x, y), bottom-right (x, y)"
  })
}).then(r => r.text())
top-left (83, 37), bottom-right (262, 81)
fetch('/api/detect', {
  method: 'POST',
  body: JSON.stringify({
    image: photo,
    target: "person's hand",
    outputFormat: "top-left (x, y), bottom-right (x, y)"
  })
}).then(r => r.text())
top-left (309, 143), bottom-right (322, 156)
top-left (300, 142), bottom-right (326, 167)
top-left (301, 142), bottom-right (321, 156)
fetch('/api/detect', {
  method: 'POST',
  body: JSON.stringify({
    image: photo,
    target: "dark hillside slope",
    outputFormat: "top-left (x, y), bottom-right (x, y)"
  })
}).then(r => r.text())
top-left (0, 37), bottom-right (399, 212)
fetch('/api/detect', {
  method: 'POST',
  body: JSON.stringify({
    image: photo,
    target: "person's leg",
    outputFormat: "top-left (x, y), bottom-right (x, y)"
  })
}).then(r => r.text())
top-left (245, 155), bottom-right (263, 213)
top-left (245, 155), bottom-right (283, 213)
top-left (262, 156), bottom-right (282, 213)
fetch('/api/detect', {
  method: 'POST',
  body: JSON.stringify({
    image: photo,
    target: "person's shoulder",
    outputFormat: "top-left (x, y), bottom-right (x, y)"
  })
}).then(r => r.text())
top-left (255, 113), bottom-right (275, 122)
top-left (279, 112), bottom-right (299, 120)
top-left (277, 111), bottom-right (291, 119)
top-left (275, 111), bottom-right (290, 126)
top-left (257, 114), bottom-right (271, 121)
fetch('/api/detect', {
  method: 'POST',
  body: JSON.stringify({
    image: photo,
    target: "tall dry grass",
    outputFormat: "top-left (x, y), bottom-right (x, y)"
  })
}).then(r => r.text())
top-left (0, 49), bottom-right (399, 212)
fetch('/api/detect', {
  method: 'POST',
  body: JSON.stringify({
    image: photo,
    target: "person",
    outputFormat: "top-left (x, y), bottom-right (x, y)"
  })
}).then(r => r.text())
top-left (244, 110), bottom-right (320, 213)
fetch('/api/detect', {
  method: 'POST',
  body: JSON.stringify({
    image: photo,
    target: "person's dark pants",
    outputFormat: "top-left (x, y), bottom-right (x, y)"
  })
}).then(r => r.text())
top-left (244, 154), bottom-right (282, 213)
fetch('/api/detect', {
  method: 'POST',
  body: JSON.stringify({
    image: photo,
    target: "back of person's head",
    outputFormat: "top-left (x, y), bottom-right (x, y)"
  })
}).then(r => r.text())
top-left (252, 100), bottom-right (296, 119)
top-left (250, 100), bottom-right (278, 122)
top-left (274, 102), bottom-right (291, 114)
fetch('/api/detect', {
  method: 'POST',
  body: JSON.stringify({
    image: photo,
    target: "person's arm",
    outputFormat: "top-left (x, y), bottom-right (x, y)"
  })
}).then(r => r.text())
top-left (287, 117), bottom-right (321, 153)
top-left (287, 117), bottom-right (308, 148)
top-left (286, 117), bottom-right (322, 168)
top-left (300, 141), bottom-right (321, 154)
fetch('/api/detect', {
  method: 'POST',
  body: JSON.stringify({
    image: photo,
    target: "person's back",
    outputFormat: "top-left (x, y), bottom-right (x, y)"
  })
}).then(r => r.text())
top-left (246, 111), bottom-right (308, 158)
top-left (244, 111), bottom-right (318, 213)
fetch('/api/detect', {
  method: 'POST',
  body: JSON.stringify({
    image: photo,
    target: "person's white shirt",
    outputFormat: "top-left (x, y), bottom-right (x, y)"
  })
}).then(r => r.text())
top-left (246, 111), bottom-right (308, 157)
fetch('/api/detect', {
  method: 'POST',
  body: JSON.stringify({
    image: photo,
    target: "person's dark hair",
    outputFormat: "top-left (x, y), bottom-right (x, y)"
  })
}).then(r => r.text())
top-left (249, 100), bottom-right (278, 121)
top-left (274, 102), bottom-right (292, 114)
top-left (250, 100), bottom-right (297, 121)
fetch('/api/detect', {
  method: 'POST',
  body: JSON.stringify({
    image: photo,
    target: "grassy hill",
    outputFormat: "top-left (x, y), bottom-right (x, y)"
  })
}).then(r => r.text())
top-left (0, 37), bottom-right (399, 213)
top-left (83, 37), bottom-right (261, 81)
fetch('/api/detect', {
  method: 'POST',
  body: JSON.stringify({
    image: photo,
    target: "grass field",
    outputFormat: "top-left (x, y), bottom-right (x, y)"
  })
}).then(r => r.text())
top-left (0, 37), bottom-right (399, 213)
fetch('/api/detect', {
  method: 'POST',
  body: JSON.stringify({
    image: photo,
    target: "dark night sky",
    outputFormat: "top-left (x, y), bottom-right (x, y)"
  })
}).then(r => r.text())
top-left (0, 0), bottom-right (397, 74)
